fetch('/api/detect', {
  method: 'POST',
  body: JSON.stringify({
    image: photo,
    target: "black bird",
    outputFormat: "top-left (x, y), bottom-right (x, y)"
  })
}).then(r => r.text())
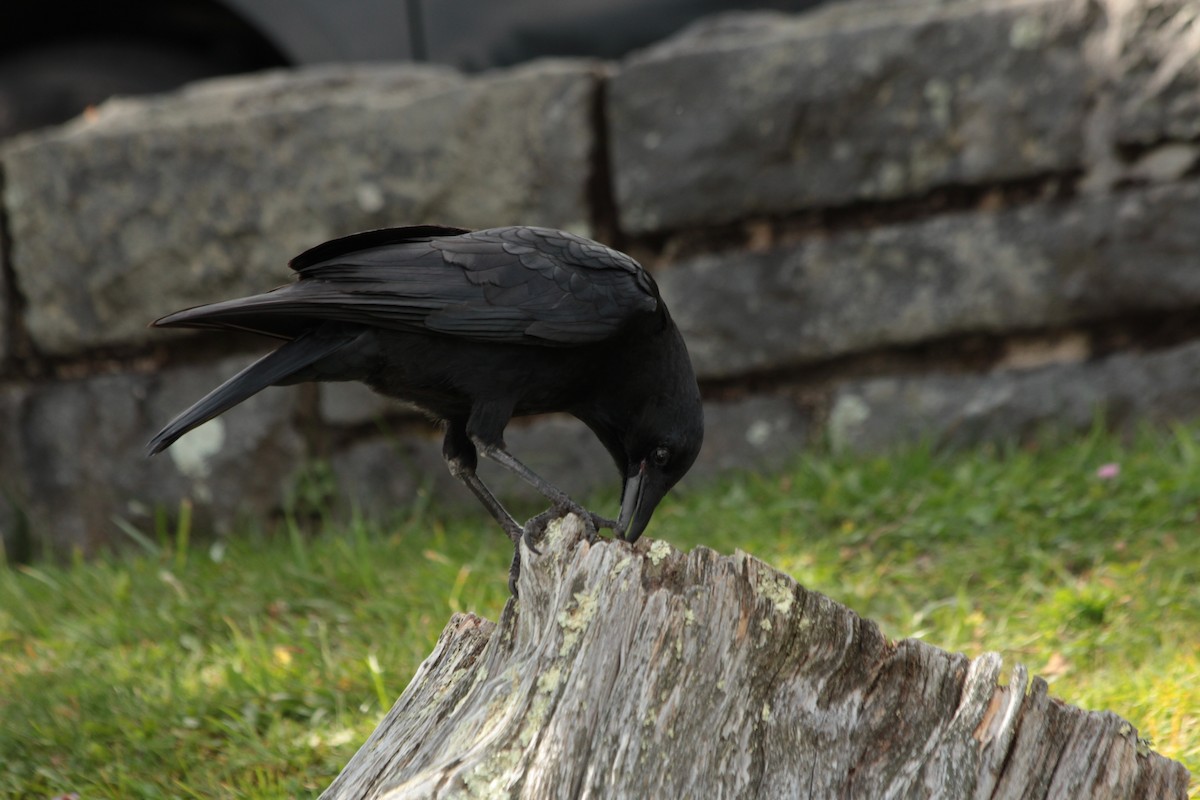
top-left (147, 225), bottom-right (704, 587)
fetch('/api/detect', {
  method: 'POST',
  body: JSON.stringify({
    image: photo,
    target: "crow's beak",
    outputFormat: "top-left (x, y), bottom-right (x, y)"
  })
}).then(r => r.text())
top-left (618, 461), bottom-right (645, 539)
top-left (618, 459), bottom-right (663, 543)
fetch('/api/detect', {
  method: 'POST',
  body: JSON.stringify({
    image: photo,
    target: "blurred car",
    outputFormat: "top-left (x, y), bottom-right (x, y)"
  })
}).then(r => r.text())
top-left (0, 0), bottom-right (823, 139)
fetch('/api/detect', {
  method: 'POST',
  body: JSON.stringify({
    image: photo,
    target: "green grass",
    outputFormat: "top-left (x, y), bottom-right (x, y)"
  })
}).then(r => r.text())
top-left (2, 422), bottom-right (1198, 798)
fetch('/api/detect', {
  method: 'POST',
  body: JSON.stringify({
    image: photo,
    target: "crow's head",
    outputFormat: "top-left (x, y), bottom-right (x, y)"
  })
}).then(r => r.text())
top-left (616, 398), bottom-right (704, 543)
top-left (605, 330), bottom-right (704, 542)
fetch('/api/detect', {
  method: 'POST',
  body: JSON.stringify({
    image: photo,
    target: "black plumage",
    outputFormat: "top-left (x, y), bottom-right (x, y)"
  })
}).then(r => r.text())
top-left (148, 225), bottom-right (704, 589)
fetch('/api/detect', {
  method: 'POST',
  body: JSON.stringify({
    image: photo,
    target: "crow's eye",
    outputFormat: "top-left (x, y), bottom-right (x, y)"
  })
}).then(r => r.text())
top-left (651, 446), bottom-right (671, 467)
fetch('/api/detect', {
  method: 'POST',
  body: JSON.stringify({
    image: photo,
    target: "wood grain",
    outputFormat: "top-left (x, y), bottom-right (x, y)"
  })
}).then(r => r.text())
top-left (320, 515), bottom-right (1191, 799)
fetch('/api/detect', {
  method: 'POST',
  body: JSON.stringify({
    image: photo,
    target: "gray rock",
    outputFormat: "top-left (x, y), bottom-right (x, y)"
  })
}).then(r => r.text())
top-left (498, 414), bottom-right (617, 503)
top-left (0, 299), bottom-right (7, 370)
top-left (608, 2), bottom-right (1091, 233)
top-left (1104, 0), bottom-right (1200, 145)
top-left (829, 340), bottom-right (1200, 453)
top-left (319, 382), bottom-right (412, 427)
top-left (2, 60), bottom-right (600, 356)
top-left (1124, 143), bottom-right (1200, 184)
top-left (0, 384), bottom-right (33, 560)
top-left (691, 393), bottom-right (813, 479)
top-left (328, 427), bottom-right (460, 521)
top-left (144, 356), bottom-right (306, 511)
top-left (660, 180), bottom-right (1200, 380)
top-left (1, 356), bottom-right (303, 555)
top-left (0, 229), bottom-right (8, 365)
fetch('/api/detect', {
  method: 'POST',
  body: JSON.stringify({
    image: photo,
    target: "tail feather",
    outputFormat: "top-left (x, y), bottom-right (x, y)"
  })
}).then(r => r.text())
top-left (146, 329), bottom-right (357, 456)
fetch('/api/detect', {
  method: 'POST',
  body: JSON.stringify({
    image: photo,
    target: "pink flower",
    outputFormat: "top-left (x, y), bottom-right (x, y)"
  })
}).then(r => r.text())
top-left (1096, 463), bottom-right (1120, 480)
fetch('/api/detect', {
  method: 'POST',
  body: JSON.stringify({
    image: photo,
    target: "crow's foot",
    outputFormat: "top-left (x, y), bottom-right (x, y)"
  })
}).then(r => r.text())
top-left (520, 508), bottom-right (560, 554)
top-left (554, 500), bottom-right (611, 544)
top-left (520, 504), bottom-right (614, 553)
top-left (590, 512), bottom-right (618, 535)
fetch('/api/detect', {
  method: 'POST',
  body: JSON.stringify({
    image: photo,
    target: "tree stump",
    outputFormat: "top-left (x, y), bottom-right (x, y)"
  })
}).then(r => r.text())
top-left (319, 515), bottom-right (1190, 799)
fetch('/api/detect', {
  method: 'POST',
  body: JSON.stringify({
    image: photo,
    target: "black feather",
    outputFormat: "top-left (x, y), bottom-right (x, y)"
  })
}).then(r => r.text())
top-left (146, 326), bottom-right (360, 455)
top-left (154, 226), bottom-right (659, 346)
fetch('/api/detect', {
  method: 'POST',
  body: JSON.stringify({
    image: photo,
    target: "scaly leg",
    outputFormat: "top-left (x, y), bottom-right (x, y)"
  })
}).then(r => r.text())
top-left (443, 421), bottom-right (526, 594)
top-left (470, 437), bottom-right (615, 550)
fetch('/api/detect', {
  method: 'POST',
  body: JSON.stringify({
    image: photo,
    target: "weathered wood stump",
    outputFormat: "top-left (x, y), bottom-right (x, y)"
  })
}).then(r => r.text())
top-left (320, 515), bottom-right (1190, 799)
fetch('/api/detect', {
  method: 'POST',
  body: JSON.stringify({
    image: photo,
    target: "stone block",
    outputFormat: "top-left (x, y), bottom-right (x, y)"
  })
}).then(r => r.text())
top-left (691, 393), bottom-right (813, 479)
top-left (609, 2), bottom-right (1091, 233)
top-left (0, 229), bottom-right (8, 365)
top-left (2, 60), bottom-right (599, 356)
top-left (1, 356), bottom-right (303, 555)
top-left (659, 180), bottom-right (1200, 380)
top-left (319, 382), bottom-right (407, 427)
top-left (328, 428), bottom-right (460, 521)
top-left (0, 383), bottom-right (32, 560)
top-left (828, 340), bottom-right (1200, 453)
top-left (1105, 0), bottom-right (1200, 146)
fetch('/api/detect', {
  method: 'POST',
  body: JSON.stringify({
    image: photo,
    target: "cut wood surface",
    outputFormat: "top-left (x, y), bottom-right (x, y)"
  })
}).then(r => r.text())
top-left (320, 515), bottom-right (1191, 799)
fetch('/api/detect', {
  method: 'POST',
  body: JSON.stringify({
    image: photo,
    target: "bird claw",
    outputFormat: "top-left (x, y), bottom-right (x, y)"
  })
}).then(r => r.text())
top-left (521, 504), bottom-right (613, 550)
top-left (521, 508), bottom-right (559, 555)
top-left (510, 502), bottom-right (603, 595)
top-left (581, 515), bottom-right (603, 545)
top-left (590, 512), bottom-right (618, 533)
top-left (555, 501), bottom-right (608, 544)
top-left (511, 501), bottom-right (604, 595)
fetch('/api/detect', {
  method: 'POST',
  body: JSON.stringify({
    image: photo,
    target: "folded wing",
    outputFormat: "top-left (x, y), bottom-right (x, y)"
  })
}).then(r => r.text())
top-left (153, 226), bottom-right (660, 346)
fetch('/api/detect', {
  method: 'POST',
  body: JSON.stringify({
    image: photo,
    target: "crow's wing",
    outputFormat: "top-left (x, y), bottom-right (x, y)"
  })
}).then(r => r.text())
top-left (153, 226), bottom-right (660, 346)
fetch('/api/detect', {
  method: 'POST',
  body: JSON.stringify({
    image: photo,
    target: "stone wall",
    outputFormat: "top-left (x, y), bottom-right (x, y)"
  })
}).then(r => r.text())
top-left (2, 0), bottom-right (1198, 556)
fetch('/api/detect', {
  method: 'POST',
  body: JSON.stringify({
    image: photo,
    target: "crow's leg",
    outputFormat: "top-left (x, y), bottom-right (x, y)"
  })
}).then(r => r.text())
top-left (443, 428), bottom-right (521, 543)
top-left (464, 403), bottom-right (614, 549)
top-left (469, 437), bottom-right (614, 547)
top-left (443, 421), bottom-right (526, 594)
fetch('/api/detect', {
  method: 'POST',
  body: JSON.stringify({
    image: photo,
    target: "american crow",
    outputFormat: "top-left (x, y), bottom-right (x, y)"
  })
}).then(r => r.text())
top-left (147, 225), bottom-right (703, 587)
